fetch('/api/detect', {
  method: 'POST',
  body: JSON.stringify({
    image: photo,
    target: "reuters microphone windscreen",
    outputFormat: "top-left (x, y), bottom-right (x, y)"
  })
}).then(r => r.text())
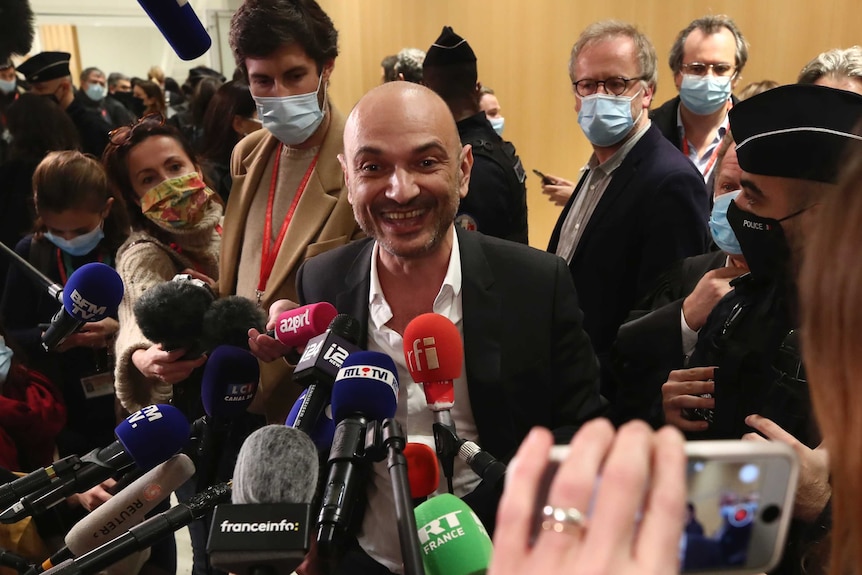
top-left (403, 313), bottom-right (462, 411)
top-left (331, 351), bottom-right (399, 423)
top-left (415, 494), bottom-right (493, 575)
top-left (273, 302), bottom-right (338, 348)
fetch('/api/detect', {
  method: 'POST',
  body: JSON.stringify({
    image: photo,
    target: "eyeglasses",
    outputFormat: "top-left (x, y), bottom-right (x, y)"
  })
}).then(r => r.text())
top-left (681, 62), bottom-right (736, 77)
top-left (108, 113), bottom-right (166, 147)
top-left (572, 77), bottom-right (643, 97)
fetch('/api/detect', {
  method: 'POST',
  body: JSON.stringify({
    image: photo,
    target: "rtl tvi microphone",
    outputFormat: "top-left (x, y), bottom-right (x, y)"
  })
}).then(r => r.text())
top-left (317, 351), bottom-right (399, 561)
top-left (42, 262), bottom-right (124, 352)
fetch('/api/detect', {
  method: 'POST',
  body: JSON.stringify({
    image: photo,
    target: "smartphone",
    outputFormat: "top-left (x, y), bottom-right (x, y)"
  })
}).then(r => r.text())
top-left (531, 169), bottom-right (554, 185)
top-left (536, 441), bottom-right (799, 575)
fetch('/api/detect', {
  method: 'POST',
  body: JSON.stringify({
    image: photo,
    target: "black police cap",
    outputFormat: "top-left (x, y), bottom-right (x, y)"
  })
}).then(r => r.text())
top-left (424, 26), bottom-right (476, 68)
top-left (16, 51), bottom-right (70, 83)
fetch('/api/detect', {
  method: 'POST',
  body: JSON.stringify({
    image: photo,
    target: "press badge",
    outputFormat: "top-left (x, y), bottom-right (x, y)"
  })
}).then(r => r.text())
top-left (81, 372), bottom-right (115, 399)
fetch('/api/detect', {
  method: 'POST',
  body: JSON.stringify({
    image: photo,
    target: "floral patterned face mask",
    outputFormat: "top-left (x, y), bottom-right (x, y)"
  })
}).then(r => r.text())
top-left (140, 172), bottom-right (215, 229)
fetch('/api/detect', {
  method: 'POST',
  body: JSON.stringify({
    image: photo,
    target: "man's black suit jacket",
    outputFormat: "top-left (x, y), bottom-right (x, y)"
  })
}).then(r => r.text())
top-left (547, 124), bottom-right (710, 391)
top-left (611, 250), bottom-right (727, 425)
top-left (296, 227), bottom-right (607, 462)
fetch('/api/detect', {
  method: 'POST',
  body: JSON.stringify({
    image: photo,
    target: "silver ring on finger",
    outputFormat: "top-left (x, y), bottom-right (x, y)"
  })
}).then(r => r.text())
top-left (541, 505), bottom-right (588, 534)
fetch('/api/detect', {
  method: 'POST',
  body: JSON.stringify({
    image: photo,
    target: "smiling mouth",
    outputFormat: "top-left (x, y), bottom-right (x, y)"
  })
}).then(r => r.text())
top-left (382, 208), bottom-right (426, 221)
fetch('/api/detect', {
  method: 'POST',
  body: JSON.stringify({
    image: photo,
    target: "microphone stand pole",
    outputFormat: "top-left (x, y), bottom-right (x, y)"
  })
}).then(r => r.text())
top-left (0, 241), bottom-right (62, 303)
top-left (380, 419), bottom-right (425, 575)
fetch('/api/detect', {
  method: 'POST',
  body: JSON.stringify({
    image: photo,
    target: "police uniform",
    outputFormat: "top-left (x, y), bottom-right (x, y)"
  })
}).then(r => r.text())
top-left (424, 27), bottom-right (529, 244)
top-left (684, 85), bottom-right (862, 575)
top-left (17, 51), bottom-right (111, 157)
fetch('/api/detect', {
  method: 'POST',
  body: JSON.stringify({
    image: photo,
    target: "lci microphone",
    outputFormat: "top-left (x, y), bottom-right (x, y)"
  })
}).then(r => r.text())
top-left (414, 494), bottom-right (493, 575)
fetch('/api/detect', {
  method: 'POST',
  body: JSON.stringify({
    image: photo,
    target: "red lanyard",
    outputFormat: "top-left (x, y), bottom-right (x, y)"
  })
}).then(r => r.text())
top-left (256, 143), bottom-right (319, 304)
top-left (681, 101), bottom-right (732, 177)
top-left (56, 248), bottom-right (103, 285)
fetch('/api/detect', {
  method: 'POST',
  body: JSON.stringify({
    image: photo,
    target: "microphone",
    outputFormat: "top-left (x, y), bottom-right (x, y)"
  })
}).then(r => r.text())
top-left (43, 482), bottom-right (232, 575)
top-left (35, 454), bottom-right (195, 573)
top-left (317, 351), bottom-right (399, 560)
top-left (196, 345), bottom-right (260, 491)
top-left (0, 240), bottom-right (62, 303)
top-left (1, 404), bottom-right (190, 523)
top-left (271, 302), bottom-right (338, 348)
top-left (0, 454), bottom-right (83, 509)
top-left (414, 494), bottom-right (493, 575)
top-left (286, 389), bottom-right (335, 451)
top-left (291, 314), bottom-right (362, 436)
top-left (405, 443), bottom-right (440, 504)
top-left (201, 296), bottom-right (267, 352)
top-left (136, 0), bottom-right (212, 61)
top-left (42, 263), bottom-right (124, 352)
top-left (209, 425), bottom-right (320, 574)
top-left (403, 313), bottom-right (463, 493)
top-left (133, 274), bottom-right (215, 359)
top-left (0, 0), bottom-right (34, 61)
top-left (457, 441), bottom-right (506, 494)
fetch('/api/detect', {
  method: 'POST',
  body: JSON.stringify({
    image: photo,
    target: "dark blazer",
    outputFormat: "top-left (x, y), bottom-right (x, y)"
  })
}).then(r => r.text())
top-left (296, 227), bottom-right (607, 462)
top-left (547, 124), bottom-right (710, 386)
top-left (611, 250), bottom-right (727, 425)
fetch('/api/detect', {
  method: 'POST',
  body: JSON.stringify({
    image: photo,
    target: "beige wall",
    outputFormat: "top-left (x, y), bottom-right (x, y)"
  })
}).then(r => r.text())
top-left (318, 0), bottom-right (862, 248)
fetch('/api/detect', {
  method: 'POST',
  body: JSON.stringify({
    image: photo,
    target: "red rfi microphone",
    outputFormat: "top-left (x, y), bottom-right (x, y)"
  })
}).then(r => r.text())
top-left (403, 313), bottom-right (463, 494)
top-left (272, 302), bottom-right (338, 348)
top-left (404, 443), bottom-right (440, 504)
top-left (403, 313), bottom-right (462, 411)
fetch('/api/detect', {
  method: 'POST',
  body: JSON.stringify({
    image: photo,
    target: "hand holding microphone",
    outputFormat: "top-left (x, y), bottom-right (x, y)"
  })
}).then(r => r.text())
top-left (248, 300), bottom-right (338, 362)
top-left (131, 345), bottom-right (207, 385)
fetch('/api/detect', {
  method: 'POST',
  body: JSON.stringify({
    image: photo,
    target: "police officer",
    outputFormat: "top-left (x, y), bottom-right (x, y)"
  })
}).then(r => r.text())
top-left (422, 26), bottom-right (529, 244)
top-left (16, 52), bottom-right (111, 157)
top-left (661, 84), bottom-right (862, 445)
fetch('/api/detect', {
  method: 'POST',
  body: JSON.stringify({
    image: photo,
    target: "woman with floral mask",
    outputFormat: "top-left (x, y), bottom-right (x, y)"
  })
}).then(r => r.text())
top-left (1, 150), bottom-right (129, 462)
top-left (101, 114), bottom-right (222, 416)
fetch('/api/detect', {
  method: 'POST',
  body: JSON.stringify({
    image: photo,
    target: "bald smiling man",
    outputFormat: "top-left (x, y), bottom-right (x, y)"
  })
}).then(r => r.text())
top-left (286, 82), bottom-right (607, 573)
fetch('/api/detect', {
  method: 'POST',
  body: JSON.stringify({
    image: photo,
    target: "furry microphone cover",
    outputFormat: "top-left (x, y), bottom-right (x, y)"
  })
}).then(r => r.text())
top-left (0, 0), bottom-right (34, 61)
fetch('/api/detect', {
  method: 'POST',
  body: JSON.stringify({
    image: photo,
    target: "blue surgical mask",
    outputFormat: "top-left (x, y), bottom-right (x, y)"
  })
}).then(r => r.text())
top-left (0, 78), bottom-right (16, 95)
top-left (253, 74), bottom-right (326, 146)
top-left (489, 117), bottom-right (505, 136)
top-left (0, 335), bottom-right (12, 386)
top-left (45, 224), bottom-right (105, 257)
top-left (709, 190), bottom-right (743, 255)
top-left (679, 74), bottom-right (732, 115)
top-left (577, 90), bottom-right (643, 147)
top-left (85, 83), bottom-right (106, 102)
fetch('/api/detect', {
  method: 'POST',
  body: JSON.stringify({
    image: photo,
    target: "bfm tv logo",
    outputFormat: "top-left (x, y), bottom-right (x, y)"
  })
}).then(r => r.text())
top-left (70, 289), bottom-right (107, 320)
top-left (407, 337), bottom-right (439, 372)
top-left (299, 340), bottom-right (350, 369)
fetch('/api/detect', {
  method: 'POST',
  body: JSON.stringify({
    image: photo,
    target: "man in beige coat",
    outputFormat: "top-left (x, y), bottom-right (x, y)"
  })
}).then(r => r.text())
top-left (221, 0), bottom-right (360, 423)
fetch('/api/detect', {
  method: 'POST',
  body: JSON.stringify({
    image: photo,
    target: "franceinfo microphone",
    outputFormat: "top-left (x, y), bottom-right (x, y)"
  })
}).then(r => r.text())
top-left (317, 351), bottom-right (399, 561)
top-left (1, 404), bottom-right (190, 523)
top-left (42, 263), bottom-right (124, 352)
top-left (208, 425), bottom-right (319, 575)
top-left (137, 0), bottom-right (211, 60)
top-left (291, 314), bottom-right (362, 435)
top-left (195, 345), bottom-right (260, 491)
top-left (404, 313), bottom-right (463, 494)
top-left (414, 494), bottom-right (493, 575)
top-left (46, 482), bottom-right (232, 575)
top-left (32, 454), bottom-right (196, 574)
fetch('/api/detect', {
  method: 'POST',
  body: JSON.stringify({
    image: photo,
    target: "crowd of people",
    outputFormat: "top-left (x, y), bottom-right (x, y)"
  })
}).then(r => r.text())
top-left (1, 2), bottom-right (862, 575)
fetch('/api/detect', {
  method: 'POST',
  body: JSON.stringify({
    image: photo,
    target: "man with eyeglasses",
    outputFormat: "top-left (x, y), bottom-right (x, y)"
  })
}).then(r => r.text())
top-left (651, 15), bottom-right (748, 185)
top-left (547, 20), bottom-right (709, 400)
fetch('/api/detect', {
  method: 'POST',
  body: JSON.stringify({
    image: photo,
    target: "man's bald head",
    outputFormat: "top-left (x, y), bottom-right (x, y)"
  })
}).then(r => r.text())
top-left (344, 82), bottom-right (461, 158)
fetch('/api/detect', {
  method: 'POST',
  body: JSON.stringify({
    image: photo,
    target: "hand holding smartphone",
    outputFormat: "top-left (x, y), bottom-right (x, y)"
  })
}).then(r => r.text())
top-left (532, 168), bottom-right (555, 185)
top-left (535, 440), bottom-right (799, 575)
